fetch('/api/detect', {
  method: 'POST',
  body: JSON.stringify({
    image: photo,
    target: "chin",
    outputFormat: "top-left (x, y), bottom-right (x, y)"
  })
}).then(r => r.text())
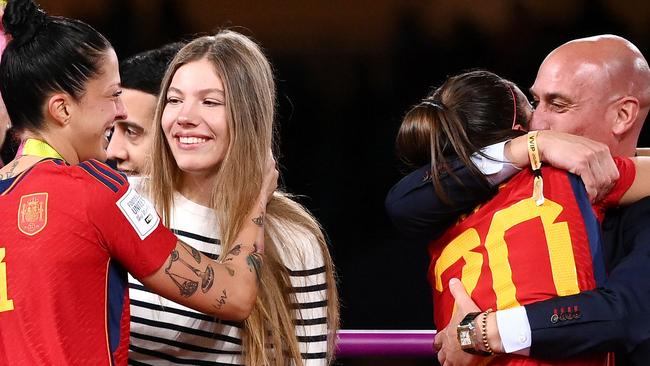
top-left (177, 161), bottom-right (219, 176)
top-left (88, 149), bottom-right (108, 163)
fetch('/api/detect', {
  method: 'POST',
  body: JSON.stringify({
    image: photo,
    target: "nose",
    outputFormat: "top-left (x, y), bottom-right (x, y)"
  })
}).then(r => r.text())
top-left (115, 96), bottom-right (128, 121)
top-left (107, 129), bottom-right (127, 162)
top-left (176, 104), bottom-right (200, 127)
top-left (530, 110), bottom-right (548, 131)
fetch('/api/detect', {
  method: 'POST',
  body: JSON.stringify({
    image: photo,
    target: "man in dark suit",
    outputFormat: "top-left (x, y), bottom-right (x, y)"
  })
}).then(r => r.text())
top-left (386, 35), bottom-right (650, 365)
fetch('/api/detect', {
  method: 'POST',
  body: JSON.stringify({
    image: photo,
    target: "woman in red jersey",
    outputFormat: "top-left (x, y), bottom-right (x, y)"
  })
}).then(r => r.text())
top-left (395, 70), bottom-right (650, 366)
top-left (0, 0), bottom-right (276, 364)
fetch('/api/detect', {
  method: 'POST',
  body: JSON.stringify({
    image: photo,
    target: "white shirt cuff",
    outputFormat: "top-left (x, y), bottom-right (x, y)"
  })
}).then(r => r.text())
top-left (496, 306), bottom-right (531, 356)
top-left (470, 141), bottom-right (521, 186)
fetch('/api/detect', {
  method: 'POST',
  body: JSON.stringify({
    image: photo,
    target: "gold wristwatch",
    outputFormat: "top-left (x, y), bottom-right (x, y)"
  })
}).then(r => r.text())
top-left (457, 312), bottom-right (491, 356)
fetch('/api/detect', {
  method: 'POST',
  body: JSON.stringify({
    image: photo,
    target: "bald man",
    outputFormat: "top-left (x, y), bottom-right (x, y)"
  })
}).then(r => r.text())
top-left (386, 35), bottom-right (650, 365)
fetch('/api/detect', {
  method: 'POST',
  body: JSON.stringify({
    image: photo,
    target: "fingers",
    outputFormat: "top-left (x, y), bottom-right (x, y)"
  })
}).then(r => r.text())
top-left (437, 349), bottom-right (446, 365)
top-left (433, 331), bottom-right (443, 352)
top-left (449, 278), bottom-right (480, 313)
top-left (537, 131), bottom-right (618, 203)
top-left (575, 142), bottom-right (617, 203)
top-left (261, 150), bottom-right (279, 200)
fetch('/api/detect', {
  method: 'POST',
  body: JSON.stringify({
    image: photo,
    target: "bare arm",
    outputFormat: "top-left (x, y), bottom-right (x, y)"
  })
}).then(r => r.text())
top-left (141, 198), bottom-right (265, 321)
top-left (387, 131), bottom-right (619, 241)
top-left (505, 130), bottom-right (619, 203)
top-left (620, 157), bottom-right (650, 205)
top-left (141, 152), bottom-right (277, 321)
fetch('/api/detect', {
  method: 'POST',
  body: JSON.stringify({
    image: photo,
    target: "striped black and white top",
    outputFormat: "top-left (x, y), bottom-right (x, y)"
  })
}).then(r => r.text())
top-left (128, 191), bottom-right (329, 366)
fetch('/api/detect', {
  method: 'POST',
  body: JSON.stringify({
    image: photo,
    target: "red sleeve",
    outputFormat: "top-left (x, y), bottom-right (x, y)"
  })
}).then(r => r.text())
top-left (76, 160), bottom-right (177, 279)
top-left (598, 156), bottom-right (636, 209)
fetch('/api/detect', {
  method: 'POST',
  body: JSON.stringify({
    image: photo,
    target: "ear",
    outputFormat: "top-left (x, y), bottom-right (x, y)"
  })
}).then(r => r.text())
top-left (512, 123), bottom-right (526, 132)
top-left (612, 96), bottom-right (639, 136)
top-left (47, 93), bottom-right (73, 127)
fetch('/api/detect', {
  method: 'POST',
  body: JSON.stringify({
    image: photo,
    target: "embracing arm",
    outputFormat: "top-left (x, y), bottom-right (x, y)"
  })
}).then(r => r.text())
top-left (386, 131), bottom-right (619, 241)
top-left (141, 152), bottom-right (277, 321)
top-left (437, 198), bottom-right (650, 364)
top-left (619, 156), bottom-right (650, 204)
top-left (141, 197), bottom-right (266, 321)
top-left (385, 161), bottom-right (497, 241)
top-left (525, 197), bottom-right (650, 358)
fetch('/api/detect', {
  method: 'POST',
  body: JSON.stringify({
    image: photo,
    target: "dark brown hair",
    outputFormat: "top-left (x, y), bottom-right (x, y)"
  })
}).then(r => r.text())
top-left (396, 70), bottom-right (528, 203)
top-left (0, 0), bottom-right (111, 131)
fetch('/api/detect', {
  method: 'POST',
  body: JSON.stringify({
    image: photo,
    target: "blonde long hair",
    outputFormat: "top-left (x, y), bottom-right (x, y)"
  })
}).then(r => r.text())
top-left (147, 30), bottom-right (339, 365)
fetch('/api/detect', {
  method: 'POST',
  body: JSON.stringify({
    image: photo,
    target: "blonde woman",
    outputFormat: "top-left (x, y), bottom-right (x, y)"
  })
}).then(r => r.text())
top-left (128, 30), bottom-right (339, 366)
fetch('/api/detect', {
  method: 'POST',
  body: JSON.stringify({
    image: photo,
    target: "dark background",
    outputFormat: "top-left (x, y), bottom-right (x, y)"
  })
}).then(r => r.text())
top-left (34, 1), bottom-right (650, 365)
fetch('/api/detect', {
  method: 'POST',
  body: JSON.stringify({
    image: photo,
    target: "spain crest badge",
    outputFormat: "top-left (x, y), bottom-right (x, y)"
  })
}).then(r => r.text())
top-left (18, 192), bottom-right (48, 236)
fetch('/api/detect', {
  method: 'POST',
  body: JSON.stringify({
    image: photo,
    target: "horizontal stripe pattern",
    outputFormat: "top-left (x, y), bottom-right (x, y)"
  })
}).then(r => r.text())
top-left (128, 192), bottom-right (329, 365)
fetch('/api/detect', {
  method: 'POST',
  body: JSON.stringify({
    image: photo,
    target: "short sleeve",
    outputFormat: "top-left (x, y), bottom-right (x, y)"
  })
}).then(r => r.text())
top-left (77, 160), bottom-right (177, 279)
top-left (599, 157), bottom-right (636, 209)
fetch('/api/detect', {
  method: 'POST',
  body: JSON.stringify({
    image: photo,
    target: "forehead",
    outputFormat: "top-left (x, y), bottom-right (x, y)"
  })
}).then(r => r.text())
top-left (532, 56), bottom-right (602, 100)
top-left (118, 88), bottom-right (156, 128)
top-left (84, 49), bottom-right (121, 94)
top-left (170, 58), bottom-right (223, 90)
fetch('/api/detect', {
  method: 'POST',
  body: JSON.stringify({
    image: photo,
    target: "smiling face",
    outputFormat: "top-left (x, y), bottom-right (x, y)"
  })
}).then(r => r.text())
top-left (107, 88), bottom-right (157, 175)
top-left (161, 58), bottom-right (229, 179)
top-left (68, 48), bottom-right (127, 162)
top-left (529, 46), bottom-right (619, 151)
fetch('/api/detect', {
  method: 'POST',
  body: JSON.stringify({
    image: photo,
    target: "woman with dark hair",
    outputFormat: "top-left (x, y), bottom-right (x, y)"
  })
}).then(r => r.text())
top-left (0, 1), bottom-right (276, 364)
top-left (396, 70), bottom-right (650, 365)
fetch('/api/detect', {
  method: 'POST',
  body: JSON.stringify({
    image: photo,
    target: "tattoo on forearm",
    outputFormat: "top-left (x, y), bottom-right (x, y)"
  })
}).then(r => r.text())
top-left (165, 243), bottom-right (215, 297)
top-left (252, 214), bottom-right (264, 227)
top-left (212, 289), bottom-right (228, 310)
top-left (223, 244), bottom-right (242, 262)
top-left (181, 242), bottom-right (202, 263)
top-left (201, 265), bottom-right (215, 293)
top-left (225, 265), bottom-right (235, 277)
top-left (165, 249), bottom-right (199, 297)
top-left (0, 160), bottom-right (20, 180)
top-left (246, 243), bottom-right (263, 281)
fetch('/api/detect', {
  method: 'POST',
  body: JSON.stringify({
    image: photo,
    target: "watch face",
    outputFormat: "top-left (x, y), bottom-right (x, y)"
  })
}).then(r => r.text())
top-left (459, 329), bottom-right (472, 347)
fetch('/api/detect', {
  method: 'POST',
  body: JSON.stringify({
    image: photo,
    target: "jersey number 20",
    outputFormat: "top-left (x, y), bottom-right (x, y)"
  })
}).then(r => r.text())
top-left (0, 248), bottom-right (14, 312)
top-left (434, 198), bottom-right (580, 310)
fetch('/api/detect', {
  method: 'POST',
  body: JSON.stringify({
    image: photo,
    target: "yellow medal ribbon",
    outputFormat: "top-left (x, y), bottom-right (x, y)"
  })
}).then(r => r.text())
top-left (527, 131), bottom-right (544, 206)
top-left (20, 138), bottom-right (64, 160)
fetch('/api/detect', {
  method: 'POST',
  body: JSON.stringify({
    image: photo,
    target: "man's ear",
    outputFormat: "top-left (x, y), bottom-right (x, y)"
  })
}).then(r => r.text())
top-left (512, 123), bottom-right (526, 131)
top-left (47, 93), bottom-right (73, 126)
top-left (612, 96), bottom-right (639, 136)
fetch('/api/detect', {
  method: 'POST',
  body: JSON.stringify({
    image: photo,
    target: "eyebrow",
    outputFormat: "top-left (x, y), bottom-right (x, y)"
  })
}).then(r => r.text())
top-left (167, 86), bottom-right (225, 97)
top-left (529, 88), bottom-right (572, 103)
top-left (105, 82), bottom-right (122, 92)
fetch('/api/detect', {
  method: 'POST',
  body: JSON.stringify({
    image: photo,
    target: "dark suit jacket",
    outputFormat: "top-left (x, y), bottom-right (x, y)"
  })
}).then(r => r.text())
top-left (386, 164), bottom-right (650, 364)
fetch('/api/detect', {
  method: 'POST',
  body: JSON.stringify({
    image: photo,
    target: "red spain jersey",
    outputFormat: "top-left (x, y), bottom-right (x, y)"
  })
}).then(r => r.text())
top-left (0, 159), bottom-right (177, 365)
top-left (428, 157), bottom-right (635, 366)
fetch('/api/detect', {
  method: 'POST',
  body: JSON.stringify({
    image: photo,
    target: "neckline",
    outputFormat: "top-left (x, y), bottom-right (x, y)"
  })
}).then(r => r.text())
top-left (18, 138), bottom-right (65, 160)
